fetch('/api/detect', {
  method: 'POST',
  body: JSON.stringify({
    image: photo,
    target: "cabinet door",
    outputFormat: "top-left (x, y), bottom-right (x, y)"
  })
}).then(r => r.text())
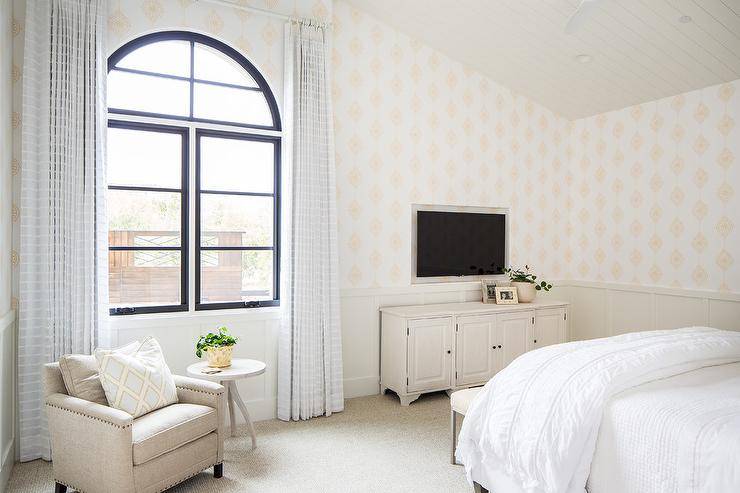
top-left (407, 317), bottom-right (453, 392)
top-left (497, 310), bottom-right (533, 367)
top-left (456, 315), bottom-right (495, 386)
top-left (533, 308), bottom-right (566, 349)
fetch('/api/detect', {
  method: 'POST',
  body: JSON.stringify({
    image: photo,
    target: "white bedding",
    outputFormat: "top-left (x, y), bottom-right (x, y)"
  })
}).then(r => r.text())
top-left (587, 361), bottom-right (740, 493)
top-left (455, 327), bottom-right (740, 493)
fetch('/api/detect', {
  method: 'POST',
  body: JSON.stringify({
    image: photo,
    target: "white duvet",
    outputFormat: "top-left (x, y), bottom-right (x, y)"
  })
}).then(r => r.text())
top-left (455, 327), bottom-right (740, 493)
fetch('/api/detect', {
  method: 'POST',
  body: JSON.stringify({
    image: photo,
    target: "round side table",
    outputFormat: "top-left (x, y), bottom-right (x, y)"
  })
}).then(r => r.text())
top-left (186, 358), bottom-right (266, 449)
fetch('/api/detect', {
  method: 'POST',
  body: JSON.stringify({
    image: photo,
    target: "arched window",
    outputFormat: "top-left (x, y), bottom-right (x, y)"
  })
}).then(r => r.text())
top-left (107, 31), bottom-right (281, 315)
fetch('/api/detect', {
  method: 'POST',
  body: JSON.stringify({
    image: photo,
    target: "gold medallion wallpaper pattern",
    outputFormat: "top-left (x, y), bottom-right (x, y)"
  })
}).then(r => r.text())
top-left (8, 0), bottom-right (739, 308)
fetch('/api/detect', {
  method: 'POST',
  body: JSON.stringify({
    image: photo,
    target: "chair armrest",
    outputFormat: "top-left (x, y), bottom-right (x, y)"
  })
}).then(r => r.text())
top-left (45, 393), bottom-right (134, 492)
top-left (46, 392), bottom-right (133, 428)
top-left (173, 375), bottom-right (225, 462)
top-left (173, 375), bottom-right (224, 407)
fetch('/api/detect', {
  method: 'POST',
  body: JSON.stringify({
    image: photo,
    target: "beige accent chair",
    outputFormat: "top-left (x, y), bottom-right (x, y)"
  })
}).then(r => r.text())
top-left (44, 362), bottom-right (226, 493)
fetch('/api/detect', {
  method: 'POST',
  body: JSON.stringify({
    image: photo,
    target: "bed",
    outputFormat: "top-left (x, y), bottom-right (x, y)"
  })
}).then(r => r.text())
top-left (455, 327), bottom-right (740, 493)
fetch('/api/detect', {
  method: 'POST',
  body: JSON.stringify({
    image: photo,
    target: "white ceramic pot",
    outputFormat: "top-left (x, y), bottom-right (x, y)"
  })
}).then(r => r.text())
top-left (511, 281), bottom-right (537, 303)
top-left (205, 345), bottom-right (234, 368)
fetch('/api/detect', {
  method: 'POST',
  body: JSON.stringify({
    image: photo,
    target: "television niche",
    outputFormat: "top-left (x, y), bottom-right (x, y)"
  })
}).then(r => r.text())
top-left (415, 208), bottom-right (507, 280)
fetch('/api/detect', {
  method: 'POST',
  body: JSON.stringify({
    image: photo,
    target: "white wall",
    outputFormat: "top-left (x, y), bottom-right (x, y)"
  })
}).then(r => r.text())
top-left (1, 0), bottom-right (15, 488)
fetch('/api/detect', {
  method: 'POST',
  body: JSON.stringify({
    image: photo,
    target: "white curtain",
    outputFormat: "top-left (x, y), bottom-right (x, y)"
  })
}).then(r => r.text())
top-left (18, 0), bottom-right (108, 461)
top-left (278, 20), bottom-right (343, 421)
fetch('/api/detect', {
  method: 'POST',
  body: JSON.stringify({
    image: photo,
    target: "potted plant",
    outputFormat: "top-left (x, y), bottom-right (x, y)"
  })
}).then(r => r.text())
top-left (196, 327), bottom-right (238, 368)
top-left (504, 265), bottom-right (552, 303)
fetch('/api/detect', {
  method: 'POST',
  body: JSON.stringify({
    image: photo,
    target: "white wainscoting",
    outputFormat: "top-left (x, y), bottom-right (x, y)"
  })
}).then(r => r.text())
top-left (108, 280), bottom-right (740, 423)
top-left (558, 281), bottom-right (740, 340)
top-left (0, 310), bottom-right (15, 492)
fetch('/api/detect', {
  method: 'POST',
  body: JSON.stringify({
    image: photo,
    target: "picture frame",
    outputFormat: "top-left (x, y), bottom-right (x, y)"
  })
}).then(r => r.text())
top-left (481, 280), bottom-right (498, 304)
top-left (495, 286), bottom-right (519, 305)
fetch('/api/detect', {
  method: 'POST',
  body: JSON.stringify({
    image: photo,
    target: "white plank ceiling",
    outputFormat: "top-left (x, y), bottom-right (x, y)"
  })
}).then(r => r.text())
top-left (342, 0), bottom-right (740, 119)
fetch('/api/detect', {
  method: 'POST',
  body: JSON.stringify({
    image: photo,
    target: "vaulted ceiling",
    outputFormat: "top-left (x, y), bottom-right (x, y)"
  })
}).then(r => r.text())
top-left (343, 0), bottom-right (740, 120)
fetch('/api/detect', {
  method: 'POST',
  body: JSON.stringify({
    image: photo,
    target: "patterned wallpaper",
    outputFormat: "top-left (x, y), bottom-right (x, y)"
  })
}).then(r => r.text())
top-left (569, 81), bottom-right (739, 292)
top-left (7, 0), bottom-right (738, 305)
top-left (332, 2), bottom-right (571, 289)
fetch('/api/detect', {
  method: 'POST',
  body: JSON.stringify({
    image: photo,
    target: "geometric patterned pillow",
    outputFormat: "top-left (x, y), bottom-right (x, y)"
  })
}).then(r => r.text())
top-left (95, 337), bottom-right (178, 418)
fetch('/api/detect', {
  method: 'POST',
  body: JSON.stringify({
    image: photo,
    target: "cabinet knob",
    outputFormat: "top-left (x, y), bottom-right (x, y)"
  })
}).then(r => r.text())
top-left (446, 350), bottom-right (451, 354)
top-left (534, 339), bottom-right (537, 344)
top-left (498, 345), bottom-right (502, 349)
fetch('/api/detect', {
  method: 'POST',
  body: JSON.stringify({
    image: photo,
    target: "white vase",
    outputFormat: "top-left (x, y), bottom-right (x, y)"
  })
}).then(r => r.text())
top-left (511, 281), bottom-right (537, 303)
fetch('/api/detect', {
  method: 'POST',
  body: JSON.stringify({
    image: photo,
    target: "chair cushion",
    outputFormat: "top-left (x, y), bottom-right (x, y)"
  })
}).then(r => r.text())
top-left (132, 403), bottom-right (218, 465)
top-left (450, 387), bottom-right (482, 415)
top-left (96, 337), bottom-right (178, 418)
top-left (59, 342), bottom-right (140, 405)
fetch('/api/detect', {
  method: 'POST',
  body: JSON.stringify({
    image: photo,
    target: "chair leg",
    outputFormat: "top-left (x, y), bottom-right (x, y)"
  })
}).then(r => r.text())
top-left (214, 463), bottom-right (223, 478)
top-left (54, 483), bottom-right (67, 493)
top-left (473, 482), bottom-right (489, 493)
top-left (450, 410), bottom-right (457, 464)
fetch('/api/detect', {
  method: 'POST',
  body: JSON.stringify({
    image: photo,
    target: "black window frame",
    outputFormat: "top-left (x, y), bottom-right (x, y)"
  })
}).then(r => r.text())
top-left (106, 31), bottom-right (282, 315)
top-left (107, 31), bottom-right (282, 132)
top-left (107, 120), bottom-right (189, 315)
top-left (195, 129), bottom-right (281, 311)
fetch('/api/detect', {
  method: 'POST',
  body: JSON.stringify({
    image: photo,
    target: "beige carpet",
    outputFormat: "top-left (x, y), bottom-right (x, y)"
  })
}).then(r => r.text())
top-left (6, 392), bottom-right (471, 493)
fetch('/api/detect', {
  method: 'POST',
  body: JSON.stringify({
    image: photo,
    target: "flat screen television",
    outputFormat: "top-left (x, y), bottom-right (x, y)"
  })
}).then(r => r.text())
top-left (415, 208), bottom-right (507, 279)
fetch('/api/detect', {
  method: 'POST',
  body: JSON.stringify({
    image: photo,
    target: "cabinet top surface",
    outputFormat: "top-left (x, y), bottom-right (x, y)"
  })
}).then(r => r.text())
top-left (380, 300), bottom-right (568, 318)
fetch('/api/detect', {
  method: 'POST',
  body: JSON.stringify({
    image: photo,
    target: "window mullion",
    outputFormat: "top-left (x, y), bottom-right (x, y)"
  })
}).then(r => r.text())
top-left (188, 123), bottom-right (197, 312)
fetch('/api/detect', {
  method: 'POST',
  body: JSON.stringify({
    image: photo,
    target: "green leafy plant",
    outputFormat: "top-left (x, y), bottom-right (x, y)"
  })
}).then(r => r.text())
top-left (504, 265), bottom-right (553, 292)
top-left (196, 327), bottom-right (238, 358)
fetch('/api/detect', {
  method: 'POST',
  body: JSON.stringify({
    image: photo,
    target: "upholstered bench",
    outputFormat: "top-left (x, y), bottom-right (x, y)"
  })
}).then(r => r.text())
top-left (450, 387), bottom-right (482, 464)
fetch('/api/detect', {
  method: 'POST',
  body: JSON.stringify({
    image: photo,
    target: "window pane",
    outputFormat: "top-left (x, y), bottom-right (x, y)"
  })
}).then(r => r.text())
top-left (108, 190), bottom-right (181, 245)
top-left (200, 136), bottom-right (274, 193)
top-left (108, 127), bottom-right (182, 188)
top-left (194, 44), bottom-right (258, 87)
top-left (200, 194), bottom-right (273, 247)
top-left (200, 250), bottom-right (273, 303)
top-left (108, 70), bottom-right (190, 116)
top-left (109, 250), bottom-right (181, 307)
top-left (193, 83), bottom-right (272, 126)
top-left (116, 40), bottom-right (190, 77)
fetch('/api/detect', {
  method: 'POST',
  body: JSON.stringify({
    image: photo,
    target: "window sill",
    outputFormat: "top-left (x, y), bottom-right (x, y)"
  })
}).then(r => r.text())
top-left (107, 305), bottom-right (282, 330)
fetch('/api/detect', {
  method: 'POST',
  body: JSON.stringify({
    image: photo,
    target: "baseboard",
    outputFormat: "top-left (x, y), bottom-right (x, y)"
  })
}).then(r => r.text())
top-left (0, 437), bottom-right (14, 493)
top-left (343, 375), bottom-right (379, 399)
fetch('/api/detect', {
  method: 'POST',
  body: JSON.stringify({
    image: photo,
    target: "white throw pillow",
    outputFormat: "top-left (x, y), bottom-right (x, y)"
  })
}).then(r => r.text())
top-left (95, 337), bottom-right (178, 418)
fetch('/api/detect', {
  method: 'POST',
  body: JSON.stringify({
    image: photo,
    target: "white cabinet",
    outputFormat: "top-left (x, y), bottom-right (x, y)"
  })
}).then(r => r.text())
top-left (407, 317), bottom-right (453, 392)
top-left (380, 300), bottom-right (569, 406)
top-left (456, 315), bottom-right (495, 385)
top-left (533, 308), bottom-right (567, 349)
top-left (497, 310), bottom-right (533, 367)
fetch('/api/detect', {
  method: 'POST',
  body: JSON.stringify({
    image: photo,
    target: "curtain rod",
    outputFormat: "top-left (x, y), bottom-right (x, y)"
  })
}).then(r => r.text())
top-left (200, 0), bottom-right (332, 25)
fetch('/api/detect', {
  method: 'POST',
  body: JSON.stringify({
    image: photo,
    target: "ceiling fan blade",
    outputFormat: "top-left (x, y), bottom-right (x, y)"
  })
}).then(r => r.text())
top-left (565, 0), bottom-right (601, 34)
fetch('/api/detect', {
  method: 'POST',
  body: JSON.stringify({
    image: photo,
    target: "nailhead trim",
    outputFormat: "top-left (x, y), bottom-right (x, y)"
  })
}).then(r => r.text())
top-left (176, 386), bottom-right (223, 396)
top-left (46, 403), bottom-right (132, 429)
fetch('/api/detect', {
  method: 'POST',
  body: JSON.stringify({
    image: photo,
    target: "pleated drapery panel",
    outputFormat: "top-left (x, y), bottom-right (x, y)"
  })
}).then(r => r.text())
top-left (278, 20), bottom-right (344, 421)
top-left (18, 0), bottom-right (108, 461)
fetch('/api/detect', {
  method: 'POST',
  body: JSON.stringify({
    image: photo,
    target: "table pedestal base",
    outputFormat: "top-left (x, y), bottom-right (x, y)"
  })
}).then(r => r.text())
top-left (226, 380), bottom-right (257, 449)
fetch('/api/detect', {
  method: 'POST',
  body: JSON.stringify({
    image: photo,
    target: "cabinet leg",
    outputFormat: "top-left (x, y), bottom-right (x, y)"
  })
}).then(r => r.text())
top-left (54, 483), bottom-right (67, 493)
top-left (399, 393), bottom-right (421, 406)
top-left (380, 385), bottom-right (388, 395)
top-left (214, 463), bottom-right (223, 478)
